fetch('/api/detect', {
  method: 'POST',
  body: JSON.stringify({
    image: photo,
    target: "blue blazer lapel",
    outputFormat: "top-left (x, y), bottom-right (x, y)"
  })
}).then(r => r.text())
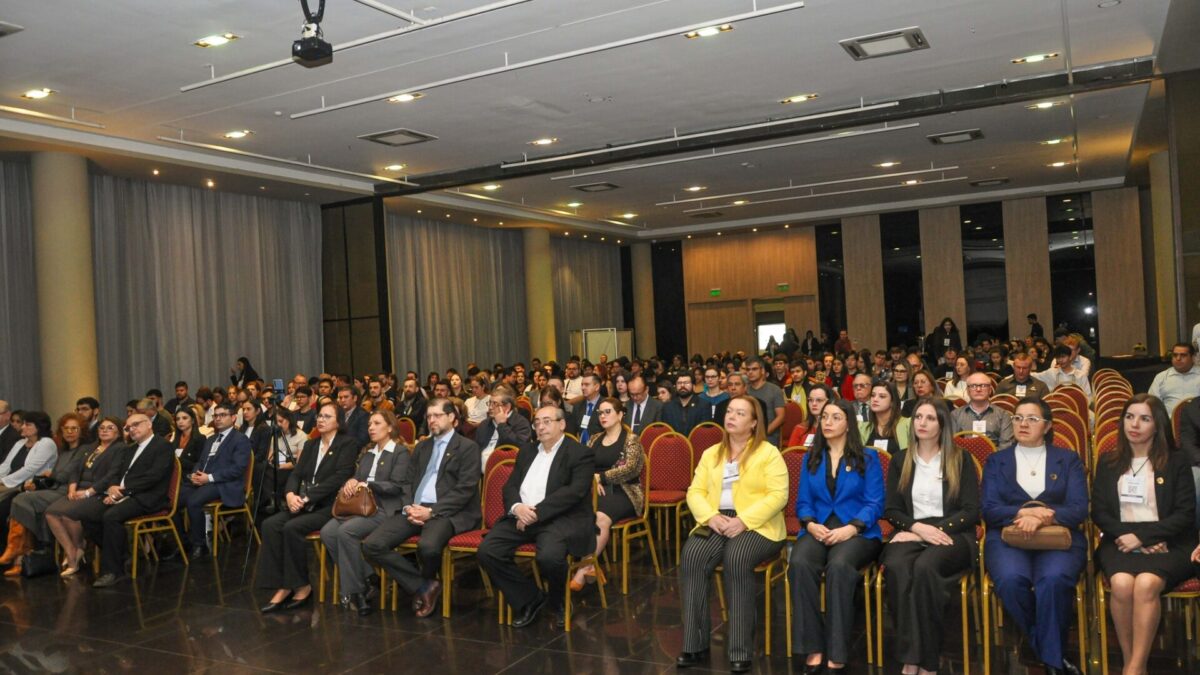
top-left (1042, 450), bottom-right (1067, 501)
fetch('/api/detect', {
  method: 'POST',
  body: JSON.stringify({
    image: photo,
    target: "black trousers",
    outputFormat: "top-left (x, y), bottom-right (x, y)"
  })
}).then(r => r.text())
top-left (881, 539), bottom-right (973, 671)
top-left (173, 483), bottom-right (222, 548)
top-left (256, 508), bottom-right (331, 590)
top-left (74, 496), bottom-right (157, 576)
top-left (789, 533), bottom-right (882, 663)
top-left (678, 529), bottom-right (783, 662)
top-left (477, 516), bottom-right (570, 613)
top-left (362, 513), bottom-right (456, 595)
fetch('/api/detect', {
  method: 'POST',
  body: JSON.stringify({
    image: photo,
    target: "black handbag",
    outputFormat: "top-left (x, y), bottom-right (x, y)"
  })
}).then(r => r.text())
top-left (20, 548), bottom-right (58, 578)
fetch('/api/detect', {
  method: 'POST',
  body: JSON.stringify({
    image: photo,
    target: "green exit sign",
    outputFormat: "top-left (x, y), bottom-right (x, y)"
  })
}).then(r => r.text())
top-left (710, 288), bottom-right (721, 297)
top-left (776, 282), bottom-right (790, 292)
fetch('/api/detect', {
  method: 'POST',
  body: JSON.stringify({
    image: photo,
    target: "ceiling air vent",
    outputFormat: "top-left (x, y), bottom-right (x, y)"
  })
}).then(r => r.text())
top-left (927, 128), bottom-right (984, 145)
top-left (358, 127), bottom-right (438, 147)
top-left (971, 178), bottom-right (1010, 188)
top-left (840, 27), bottom-right (928, 60)
top-left (571, 182), bottom-right (619, 192)
top-left (690, 211), bottom-right (723, 219)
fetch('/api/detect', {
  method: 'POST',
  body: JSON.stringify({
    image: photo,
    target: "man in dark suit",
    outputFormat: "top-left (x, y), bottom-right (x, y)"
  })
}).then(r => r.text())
top-left (662, 372), bottom-right (709, 436)
top-left (137, 397), bottom-right (173, 438)
top-left (336, 385), bottom-right (370, 446)
top-left (74, 396), bottom-right (101, 445)
top-left (477, 405), bottom-right (596, 629)
top-left (0, 401), bottom-right (19, 465)
top-left (396, 378), bottom-right (428, 437)
top-left (174, 402), bottom-right (252, 558)
top-left (82, 413), bottom-right (176, 587)
top-left (474, 385), bottom-right (532, 473)
top-left (566, 374), bottom-right (604, 444)
top-left (363, 398), bottom-right (481, 617)
top-left (626, 376), bottom-right (663, 436)
top-left (165, 381), bottom-right (195, 415)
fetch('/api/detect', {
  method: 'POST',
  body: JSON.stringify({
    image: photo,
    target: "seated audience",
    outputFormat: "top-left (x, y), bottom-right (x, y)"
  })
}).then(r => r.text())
top-left (859, 381), bottom-right (910, 454)
top-left (464, 374), bottom-right (491, 425)
top-left (699, 367), bottom-right (730, 420)
top-left (0, 411), bottom-right (59, 533)
top-left (1034, 345), bottom-right (1093, 400)
top-left (396, 378), bottom-right (428, 437)
top-left (745, 356), bottom-right (787, 446)
top-left (1147, 343), bottom-right (1200, 417)
top-left (627, 375), bottom-right (664, 436)
top-left (786, 383), bottom-right (834, 449)
top-left (174, 402), bottom-right (251, 559)
top-left (170, 406), bottom-right (206, 475)
top-left (45, 416), bottom-right (125, 576)
top-left (663, 372), bottom-right (708, 437)
top-left (994, 353), bottom-right (1051, 400)
top-left (567, 374), bottom-right (605, 444)
top-left (902, 370), bottom-right (939, 418)
top-left (336, 386), bottom-right (370, 447)
top-left (951, 372), bottom-right (1015, 449)
top-left (474, 386), bottom-right (532, 474)
top-left (942, 356), bottom-right (973, 401)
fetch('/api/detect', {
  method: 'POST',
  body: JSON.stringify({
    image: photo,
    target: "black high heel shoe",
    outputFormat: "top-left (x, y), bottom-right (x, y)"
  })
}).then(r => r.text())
top-left (675, 649), bottom-right (709, 668)
top-left (284, 592), bottom-right (313, 610)
top-left (260, 591), bottom-right (294, 613)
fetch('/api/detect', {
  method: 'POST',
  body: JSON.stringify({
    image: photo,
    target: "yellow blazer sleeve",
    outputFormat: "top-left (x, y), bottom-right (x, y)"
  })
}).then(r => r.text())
top-left (734, 447), bottom-right (789, 533)
top-left (687, 445), bottom-right (717, 526)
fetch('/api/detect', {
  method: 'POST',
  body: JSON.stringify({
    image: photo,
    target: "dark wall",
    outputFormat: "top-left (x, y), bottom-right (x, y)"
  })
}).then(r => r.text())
top-left (651, 241), bottom-right (686, 359)
top-left (321, 198), bottom-right (391, 376)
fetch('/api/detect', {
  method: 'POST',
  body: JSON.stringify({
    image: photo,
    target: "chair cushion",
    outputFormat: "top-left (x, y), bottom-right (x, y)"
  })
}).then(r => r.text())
top-left (1171, 578), bottom-right (1200, 594)
top-left (447, 529), bottom-right (487, 549)
top-left (515, 542), bottom-right (536, 554)
top-left (648, 490), bottom-right (687, 504)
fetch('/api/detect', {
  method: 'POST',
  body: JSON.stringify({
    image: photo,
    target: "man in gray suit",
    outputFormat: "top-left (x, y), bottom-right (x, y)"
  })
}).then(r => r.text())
top-left (363, 399), bottom-right (482, 617)
top-left (626, 376), bottom-right (663, 436)
top-left (474, 385), bottom-right (532, 473)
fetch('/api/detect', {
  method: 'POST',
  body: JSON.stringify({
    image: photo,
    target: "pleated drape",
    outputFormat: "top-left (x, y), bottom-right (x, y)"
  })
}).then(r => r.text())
top-left (0, 160), bottom-right (42, 409)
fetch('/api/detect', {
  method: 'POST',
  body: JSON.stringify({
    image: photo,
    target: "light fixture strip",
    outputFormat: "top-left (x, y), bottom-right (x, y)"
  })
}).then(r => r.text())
top-left (0, 104), bottom-right (105, 129)
top-left (656, 165), bottom-right (959, 206)
top-left (290, 2), bottom-right (807, 119)
top-left (546, 122), bottom-right (918, 180)
top-left (509, 99), bottom-right (896, 169)
top-left (180, 0), bottom-right (533, 92)
top-left (155, 136), bottom-right (417, 185)
top-left (680, 176), bottom-right (970, 213)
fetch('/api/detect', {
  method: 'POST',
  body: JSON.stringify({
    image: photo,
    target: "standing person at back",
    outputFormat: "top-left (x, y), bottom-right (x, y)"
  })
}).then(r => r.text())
top-left (744, 356), bottom-right (786, 448)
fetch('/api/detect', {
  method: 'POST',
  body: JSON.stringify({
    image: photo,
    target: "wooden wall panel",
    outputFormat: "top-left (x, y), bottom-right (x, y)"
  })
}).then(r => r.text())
top-left (1093, 187), bottom-right (1148, 355)
top-left (682, 230), bottom-right (815, 303)
top-left (841, 215), bottom-right (887, 351)
top-left (1002, 197), bottom-right (1054, 338)
top-left (783, 296), bottom-right (819, 341)
top-left (687, 300), bottom-right (754, 356)
top-left (919, 206), bottom-right (967, 337)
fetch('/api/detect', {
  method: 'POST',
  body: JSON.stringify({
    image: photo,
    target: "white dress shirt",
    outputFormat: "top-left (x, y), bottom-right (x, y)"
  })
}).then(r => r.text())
top-left (1014, 444), bottom-right (1048, 499)
top-left (120, 435), bottom-right (156, 489)
top-left (365, 440), bottom-right (396, 483)
top-left (911, 451), bottom-right (944, 520)
top-left (0, 437), bottom-right (58, 489)
top-left (1147, 366), bottom-right (1200, 417)
top-left (519, 436), bottom-right (563, 507)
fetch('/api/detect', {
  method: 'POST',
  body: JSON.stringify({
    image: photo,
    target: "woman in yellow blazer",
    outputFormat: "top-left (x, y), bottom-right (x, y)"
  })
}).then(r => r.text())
top-left (677, 395), bottom-right (789, 674)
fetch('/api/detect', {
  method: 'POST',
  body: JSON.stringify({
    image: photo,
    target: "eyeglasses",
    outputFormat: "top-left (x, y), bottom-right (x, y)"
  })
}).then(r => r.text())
top-left (966, 383), bottom-right (991, 390)
top-left (852, 383), bottom-right (870, 389)
top-left (212, 411), bottom-right (231, 418)
top-left (1012, 415), bottom-right (1047, 424)
top-left (1172, 353), bottom-right (1192, 359)
top-left (597, 408), bottom-right (616, 416)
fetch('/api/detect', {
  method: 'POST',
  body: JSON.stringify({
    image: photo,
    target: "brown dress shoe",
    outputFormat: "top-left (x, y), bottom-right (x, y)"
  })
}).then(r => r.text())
top-left (414, 580), bottom-right (441, 618)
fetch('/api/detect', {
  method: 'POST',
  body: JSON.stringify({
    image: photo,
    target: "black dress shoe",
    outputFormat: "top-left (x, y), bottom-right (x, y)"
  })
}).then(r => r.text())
top-left (675, 650), bottom-right (710, 668)
top-left (364, 574), bottom-right (381, 601)
top-left (1061, 659), bottom-right (1083, 675)
top-left (510, 593), bottom-right (547, 628)
top-left (730, 660), bottom-right (752, 673)
top-left (801, 664), bottom-right (825, 675)
top-left (92, 573), bottom-right (121, 588)
top-left (260, 591), bottom-right (293, 614)
top-left (550, 605), bottom-right (567, 629)
top-left (284, 593), bottom-right (313, 610)
top-left (349, 592), bottom-right (372, 617)
top-left (189, 545), bottom-right (210, 560)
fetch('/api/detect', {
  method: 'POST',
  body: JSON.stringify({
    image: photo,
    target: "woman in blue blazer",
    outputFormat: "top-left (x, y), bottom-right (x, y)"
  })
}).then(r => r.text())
top-left (981, 397), bottom-right (1089, 675)
top-left (790, 398), bottom-right (885, 673)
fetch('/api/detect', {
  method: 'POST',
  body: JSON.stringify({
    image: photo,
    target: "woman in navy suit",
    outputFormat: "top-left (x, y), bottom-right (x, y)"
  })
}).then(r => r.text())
top-left (790, 398), bottom-right (885, 673)
top-left (981, 397), bottom-right (1088, 675)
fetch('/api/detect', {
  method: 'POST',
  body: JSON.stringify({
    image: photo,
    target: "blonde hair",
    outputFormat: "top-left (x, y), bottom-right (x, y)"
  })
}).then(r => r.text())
top-left (716, 395), bottom-right (768, 466)
top-left (899, 397), bottom-right (963, 501)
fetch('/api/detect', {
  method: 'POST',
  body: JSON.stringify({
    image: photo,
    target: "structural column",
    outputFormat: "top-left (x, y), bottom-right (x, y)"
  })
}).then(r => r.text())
top-left (630, 243), bottom-right (657, 358)
top-left (1149, 151), bottom-right (1178, 353)
top-left (31, 152), bottom-right (99, 415)
top-left (918, 206), bottom-right (968, 338)
top-left (1093, 187), bottom-right (1147, 356)
top-left (1001, 197), bottom-right (1053, 336)
top-left (840, 215), bottom-right (886, 350)
top-left (523, 227), bottom-right (556, 362)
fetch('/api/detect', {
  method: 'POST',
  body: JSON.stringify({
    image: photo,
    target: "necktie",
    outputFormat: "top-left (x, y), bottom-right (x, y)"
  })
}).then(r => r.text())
top-left (859, 403), bottom-right (867, 419)
top-left (581, 401), bottom-right (595, 444)
top-left (415, 439), bottom-right (447, 505)
top-left (631, 402), bottom-right (643, 431)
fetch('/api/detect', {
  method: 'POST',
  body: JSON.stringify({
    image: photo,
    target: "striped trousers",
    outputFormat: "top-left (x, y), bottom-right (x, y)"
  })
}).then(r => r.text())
top-left (679, 524), bottom-right (783, 662)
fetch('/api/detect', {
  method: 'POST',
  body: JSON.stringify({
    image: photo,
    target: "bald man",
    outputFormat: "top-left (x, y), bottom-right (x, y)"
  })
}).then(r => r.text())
top-left (950, 373), bottom-right (1014, 449)
top-left (77, 413), bottom-right (175, 587)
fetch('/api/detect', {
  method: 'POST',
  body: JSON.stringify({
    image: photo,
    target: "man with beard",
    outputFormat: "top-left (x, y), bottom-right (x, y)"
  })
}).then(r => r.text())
top-left (397, 378), bottom-right (428, 437)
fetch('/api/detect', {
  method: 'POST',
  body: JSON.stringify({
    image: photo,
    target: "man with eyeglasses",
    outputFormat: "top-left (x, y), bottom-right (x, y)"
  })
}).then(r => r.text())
top-left (626, 375), bottom-right (663, 435)
top-left (475, 385), bottom-right (532, 473)
top-left (81, 413), bottom-right (175, 588)
top-left (849, 373), bottom-right (873, 423)
top-left (172, 401), bottom-right (252, 559)
top-left (744, 355), bottom-right (786, 446)
top-left (1148, 343), bottom-right (1200, 417)
top-left (477, 405), bottom-right (595, 629)
top-left (950, 373), bottom-right (1014, 449)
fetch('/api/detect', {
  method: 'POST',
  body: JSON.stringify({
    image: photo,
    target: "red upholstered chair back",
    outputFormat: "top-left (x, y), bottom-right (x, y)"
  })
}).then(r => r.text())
top-left (647, 432), bottom-right (694, 492)
top-left (868, 447), bottom-right (892, 537)
top-left (1173, 399), bottom-right (1192, 444)
top-left (952, 398), bottom-right (968, 408)
top-left (483, 460), bottom-right (515, 529)
top-left (639, 422), bottom-right (672, 452)
top-left (781, 401), bottom-right (806, 445)
top-left (485, 445), bottom-right (520, 477)
top-left (688, 423), bottom-right (724, 468)
top-left (396, 417), bottom-right (416, 444)
top-left (1053, 428), bottom-right (1081, 455)
top-left (953, 431), bottom-right (997, 468)
top-left (990, 394), bottom-right (1018, 413)
top-left (782, 449), bottom-right (806, 515)
top-left (515, 397), bottom-right (533, 416)
top-left (1047, 386), bottom-right (1088, 421)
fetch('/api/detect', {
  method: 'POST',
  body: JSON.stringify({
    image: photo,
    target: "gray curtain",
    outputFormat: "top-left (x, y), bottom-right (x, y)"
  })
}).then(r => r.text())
top-left (385, 215), bottom-right (528, 374)
top-left (91, 175), bottom-right (323, 407)
top-left (0, 160), bottom-right (42, 409)
top-left (551, 237), bottom-right (623, 360)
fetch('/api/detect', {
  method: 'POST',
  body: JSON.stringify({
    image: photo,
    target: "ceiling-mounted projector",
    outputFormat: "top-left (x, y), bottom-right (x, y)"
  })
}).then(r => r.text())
top-left (292, 0), bottom-right (331, 68)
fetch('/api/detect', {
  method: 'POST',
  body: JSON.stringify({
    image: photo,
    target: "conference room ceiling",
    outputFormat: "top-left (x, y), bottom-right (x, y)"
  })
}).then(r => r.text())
top-left (0, 0), bottom-right (1183, 236)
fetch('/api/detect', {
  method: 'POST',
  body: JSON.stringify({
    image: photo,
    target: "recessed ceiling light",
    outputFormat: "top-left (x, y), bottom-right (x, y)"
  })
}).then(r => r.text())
top-left (564, 231), bottom-right (570, 236)
top-left (384, 164), bottom-right (406, 171)
top-left (716, 231), bottom-right (723, 236)
top-left (582, 234), bottom-right (588, 239)
top-left (687, 235), bottom-right (692, 239)
top-left (1040, 138), bottom-right (1070, 145)
top-left (975, 226), bottom-right (983, 230)
top-left (781, 93), bottom-right (819, 104)
top-left (151, 169), bottom-right (160, 176)
top-left (783, 224), bottom-right (790, 229)
top-left (621, 212), bottom-right (637, 219)
top-left (732, 200), bottom-right (747, 205)
top-left (1063, 198), bottom-right (1072, 203)
top-left (927, 129), bottom-right (984, 144)
top-left (684, 186), bottom-right (706, 192)
top-left (499, 221), bottom-right (504, 225)
top-left (472, 218), bottom-right (478, 222)
top-left (528, 137), bottom-right (558, 146)
top-left (194, 33), bottom-right (239, 48)
top-left (259, 186), bottom-right (266, 190)
top-left (416, 209), bottom-right (422, 214)
top-left (572, 182), bottom-right (619, 192)
top-left (752, 228), bottom-right (758, 232)
top-left (1069, 217), bottom-right (1077, 221)
top-left (481, 184), bottom-right (501, 191)
top-left (1011, 52), bottom-right (1060, 65)
top-left (387, 93), bottom-right (424, 103)
top-left (1027, 100), bottom-right (1064, 110)
top-left (684, 24), bottom-right (733, 39)
top-left (904, 179), bottom-right (920, 185)
top-left (21, 88), bottom-right (54, 100)
top-left (893, 247), bottom-right (901, 251)
top-left (840, 27), bottom-right (929, 60)
top-left (566, 201), bottom-right (583, 208)
top-left (617, 239), bottom-right (622, 244)
top-left (1048, 161), bottom-right (1069, 167)
top-left (223, 130), bottom-right (252, 139)
top-left (874, 161), bottom-right (900, 168)
top-left (963, 219), bottom-right (972, 224)
top-left (1098, 0), bottom-right (1121, 7)
top-left (205, 179), bottom-right (215, 188)
top-left (445, 213), bottom-right (451, 218)
top-left (970, 178), bottom-right (1010, 187)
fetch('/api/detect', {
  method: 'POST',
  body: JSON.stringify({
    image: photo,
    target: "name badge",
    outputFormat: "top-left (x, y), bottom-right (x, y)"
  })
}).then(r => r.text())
top-left (1015, 385), bottom-right (1027, 397)
top-left (1120, 474), bottom-right (1148, 504)
top-left (581, 414), bottom-right (592, 429)
top-left (943, 338), bottom-right (951, 347)
top-left (972, 420), bottom-right (988, 434)
top-left (856, 414), bottom-right (864, 423)
top-left (804, 434), bottom-right (815, 447)
top-left (175, 448), bottom-right (184, 457)
top-left (874, 438), bottom-right (889, 451)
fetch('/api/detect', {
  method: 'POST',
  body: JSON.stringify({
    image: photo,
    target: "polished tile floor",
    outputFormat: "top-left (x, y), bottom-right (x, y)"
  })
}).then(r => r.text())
top-left (0, 538), bottom-right (1197, 674)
